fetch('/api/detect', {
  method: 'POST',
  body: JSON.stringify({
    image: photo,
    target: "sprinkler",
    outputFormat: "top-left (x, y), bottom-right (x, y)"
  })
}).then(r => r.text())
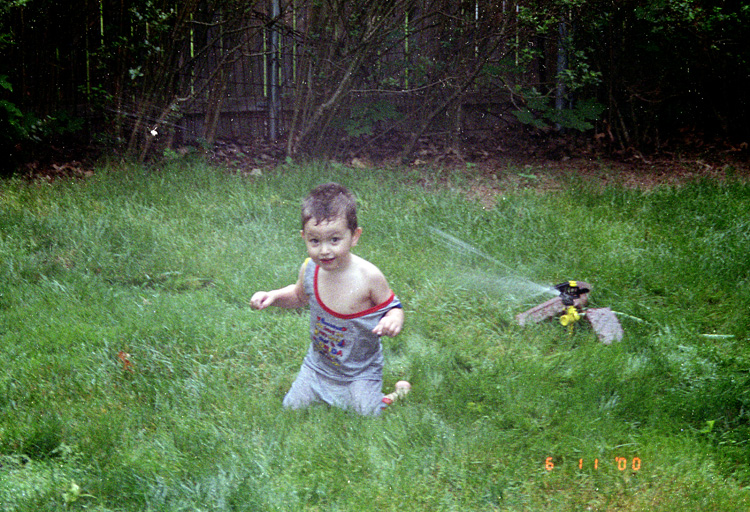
top-left (426, 228), bottom-right (623, 343)
top-left (560, 306), bottom-right (581, 327)
top-left (555, 281), bottom-right (586, 334)
top-left (516, 281), bottom-right (623, 344)
top-left (554, 280), bottom-right (590, 306)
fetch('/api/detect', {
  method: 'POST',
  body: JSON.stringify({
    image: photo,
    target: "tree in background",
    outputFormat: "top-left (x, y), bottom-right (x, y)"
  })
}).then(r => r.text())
top-left (101, 0), bottom-right (270, 161)
top-left (1, 0), bottom-right (86, 173)
top-left (285, 0), bottom-right (528, 159)
top-left (574, 0), bottom-right (750, 152)
top-left (0, 0), bottom-right (273, 163)
top-left (1, 0), bottom-right (748, 166)
top-left (284, 0), bottom-right (418, 157)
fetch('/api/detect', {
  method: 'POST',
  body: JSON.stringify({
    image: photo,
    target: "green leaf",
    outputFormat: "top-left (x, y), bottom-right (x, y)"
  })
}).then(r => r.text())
top-left (0, 75), bottom-right (12, 92)
top-left (513, 109), bottom-right (548, 129)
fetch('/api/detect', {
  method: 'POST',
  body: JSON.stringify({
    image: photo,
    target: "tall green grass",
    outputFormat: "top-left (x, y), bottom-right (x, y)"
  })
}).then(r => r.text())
top-left (1, 160), bottom-right (749, 510)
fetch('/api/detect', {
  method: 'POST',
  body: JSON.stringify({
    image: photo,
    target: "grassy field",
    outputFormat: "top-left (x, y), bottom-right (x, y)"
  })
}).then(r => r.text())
top-left (1, 159), bottom-right (749, 511)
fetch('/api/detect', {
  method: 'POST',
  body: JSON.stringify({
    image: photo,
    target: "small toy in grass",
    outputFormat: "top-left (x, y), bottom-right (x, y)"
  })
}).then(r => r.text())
top-left (117, 351), bottom-right (134, 372)
top-left (382, 380), bottom-right (411, 405)
top-left (516, 281), bottom-right (624, 344)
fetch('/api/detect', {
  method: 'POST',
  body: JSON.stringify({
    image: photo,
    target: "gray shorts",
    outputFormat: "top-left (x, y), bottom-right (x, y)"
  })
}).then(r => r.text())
top-left (282, 364), bottom-right (386, 416)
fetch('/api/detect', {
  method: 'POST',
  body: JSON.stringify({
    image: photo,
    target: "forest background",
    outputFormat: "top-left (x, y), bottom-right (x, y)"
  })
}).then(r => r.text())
top-left (1, 0), bottom-right (749, 173)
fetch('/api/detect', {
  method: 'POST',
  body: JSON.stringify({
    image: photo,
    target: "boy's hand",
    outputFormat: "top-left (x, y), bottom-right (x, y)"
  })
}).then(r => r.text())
top-left (250, 281), bottom-right (308, 310)
top-left (373, 308), bottom-right (404, 337)
top-left (250, 291), bottom-right (274, 310)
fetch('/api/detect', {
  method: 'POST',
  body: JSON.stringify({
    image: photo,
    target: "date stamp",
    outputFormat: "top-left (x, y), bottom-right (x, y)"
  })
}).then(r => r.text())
top-left (545, 456), bottom-right (642, 472)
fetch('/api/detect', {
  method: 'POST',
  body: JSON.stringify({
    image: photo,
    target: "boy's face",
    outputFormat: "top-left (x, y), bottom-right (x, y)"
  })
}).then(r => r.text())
top-left (301, 216), bottom-right (361, 271)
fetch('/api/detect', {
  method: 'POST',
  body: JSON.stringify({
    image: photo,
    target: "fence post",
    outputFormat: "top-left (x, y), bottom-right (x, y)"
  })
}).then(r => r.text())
top-left (555, 14), bottom-right (569, 131)
top-left (269, 0), bottom-right (281, 141)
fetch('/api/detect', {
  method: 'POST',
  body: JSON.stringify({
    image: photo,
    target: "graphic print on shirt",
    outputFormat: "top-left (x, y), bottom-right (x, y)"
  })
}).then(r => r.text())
top-left (312, 315), bottom-right (348, 366)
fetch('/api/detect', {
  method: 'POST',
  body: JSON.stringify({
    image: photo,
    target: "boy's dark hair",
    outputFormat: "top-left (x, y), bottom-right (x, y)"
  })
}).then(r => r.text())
top-left (302, 182), bottom-right (358, 231)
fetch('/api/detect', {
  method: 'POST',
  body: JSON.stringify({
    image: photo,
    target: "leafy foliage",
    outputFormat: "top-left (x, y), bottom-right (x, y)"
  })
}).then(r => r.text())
top-left (2, 0), bottom-right (750, 163)
top-left (339, 100), bottom-right (404, 137)
top-left (573, 0), bottom-right (750, 148)
top-left (513, 87), bottom-right (605, 131)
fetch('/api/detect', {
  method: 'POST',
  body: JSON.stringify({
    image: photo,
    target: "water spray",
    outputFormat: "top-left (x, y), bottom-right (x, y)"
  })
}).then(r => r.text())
top-left (429, 228), bottom-right (623, 343)
top-left (428, 227), bottom-right (555, 301)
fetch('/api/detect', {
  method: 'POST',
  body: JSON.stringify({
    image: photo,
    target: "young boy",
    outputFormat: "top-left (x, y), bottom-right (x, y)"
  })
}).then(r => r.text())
top-left (250, 182), bottom-right (410, 416)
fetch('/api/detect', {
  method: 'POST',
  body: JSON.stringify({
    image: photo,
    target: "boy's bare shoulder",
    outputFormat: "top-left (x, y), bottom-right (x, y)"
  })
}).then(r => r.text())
top-left (352, 254), bottom-right (387, 280)
top-left (351, 255), bottom-right (392, 300)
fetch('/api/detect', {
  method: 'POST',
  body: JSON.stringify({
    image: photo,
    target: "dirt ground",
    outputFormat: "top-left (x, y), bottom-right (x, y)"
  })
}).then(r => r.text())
top-left (460, 151), bottom-right (750, 208)
top-left (16, 130), bottom-right (750, 204)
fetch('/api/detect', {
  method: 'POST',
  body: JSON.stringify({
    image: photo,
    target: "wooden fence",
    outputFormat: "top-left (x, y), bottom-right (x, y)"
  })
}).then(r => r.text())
top-left (5, 1), bottom-right (555, 151)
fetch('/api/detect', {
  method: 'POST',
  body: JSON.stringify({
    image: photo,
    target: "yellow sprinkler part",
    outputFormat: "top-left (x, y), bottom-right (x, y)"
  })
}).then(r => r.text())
top-left (560, 306), bottom-right (581, 327)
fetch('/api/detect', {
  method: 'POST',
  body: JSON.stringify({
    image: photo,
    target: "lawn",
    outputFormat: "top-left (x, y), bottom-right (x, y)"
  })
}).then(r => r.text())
top-left (1, 159), bottom-right (749, 511)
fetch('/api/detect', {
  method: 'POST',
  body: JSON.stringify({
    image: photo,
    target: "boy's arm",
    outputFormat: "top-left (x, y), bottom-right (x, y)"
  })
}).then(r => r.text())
top-left (373, 307), bottom-right (404, 337)
top-left (250, 262), bottom-right (308, 310)
top-left (369, 269), bottom-right (404, 337)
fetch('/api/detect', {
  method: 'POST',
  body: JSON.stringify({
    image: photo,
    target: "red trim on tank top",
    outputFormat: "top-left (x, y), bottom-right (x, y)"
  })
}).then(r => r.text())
top-left (314, 264), bottom-right (395, 319)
